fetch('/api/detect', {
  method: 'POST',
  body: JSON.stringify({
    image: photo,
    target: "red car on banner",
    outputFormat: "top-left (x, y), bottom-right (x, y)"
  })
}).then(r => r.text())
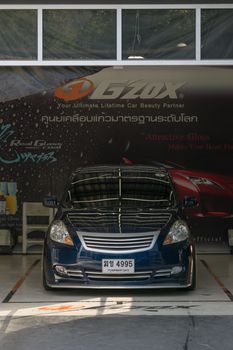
top-left (122, 158), bottom-right (233, 221)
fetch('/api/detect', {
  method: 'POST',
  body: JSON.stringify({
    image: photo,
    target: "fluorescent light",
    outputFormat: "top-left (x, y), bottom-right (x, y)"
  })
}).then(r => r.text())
top-left (128, 55), bottom-right (144, 60)
top-left (177, 43), bottom-right (187, 48)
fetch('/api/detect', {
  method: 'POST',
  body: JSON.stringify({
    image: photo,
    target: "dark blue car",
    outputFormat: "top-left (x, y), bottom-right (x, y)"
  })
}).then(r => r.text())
top-left (42, 165), bottom-right (196, 290)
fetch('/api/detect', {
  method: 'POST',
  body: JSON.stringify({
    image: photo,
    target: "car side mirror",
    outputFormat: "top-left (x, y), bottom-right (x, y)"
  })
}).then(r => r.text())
top-left (43, 196), bottom-right (59, 208)
top-left (183, 196), bottom-right (198, 208)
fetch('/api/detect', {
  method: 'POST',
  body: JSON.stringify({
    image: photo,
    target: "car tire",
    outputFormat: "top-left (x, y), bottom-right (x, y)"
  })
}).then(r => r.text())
top-left (42, 267), bottom-right (53, 291)
top-left (186, 257), bottom-right (196, 291)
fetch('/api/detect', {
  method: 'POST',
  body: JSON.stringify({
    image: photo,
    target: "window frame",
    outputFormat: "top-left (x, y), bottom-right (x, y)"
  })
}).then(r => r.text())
top-left (0, 4), bottom-right (232, 66)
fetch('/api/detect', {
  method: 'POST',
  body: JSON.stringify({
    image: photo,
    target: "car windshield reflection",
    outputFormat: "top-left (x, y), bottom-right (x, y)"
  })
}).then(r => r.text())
top-left (63, 168), bottom-right (176, 209)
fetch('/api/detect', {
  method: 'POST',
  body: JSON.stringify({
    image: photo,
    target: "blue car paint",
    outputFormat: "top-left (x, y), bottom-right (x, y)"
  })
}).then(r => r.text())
top-left (44, 242), bottom-right (192, 287)
top-left (43, 219), bottom-right (193, 287)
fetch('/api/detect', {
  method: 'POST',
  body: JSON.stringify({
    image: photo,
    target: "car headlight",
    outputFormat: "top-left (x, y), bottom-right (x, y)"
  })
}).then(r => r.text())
top-left (163, 220), bottom-right (190, 245)
top-left (188, 176), bottom-right (221, 188)
top-left (50, 220), bottom-right (74, 246)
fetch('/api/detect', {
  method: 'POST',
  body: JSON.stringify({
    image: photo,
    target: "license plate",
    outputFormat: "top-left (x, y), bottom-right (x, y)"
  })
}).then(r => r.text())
top-left (102, 259), bottom-right (135, 274)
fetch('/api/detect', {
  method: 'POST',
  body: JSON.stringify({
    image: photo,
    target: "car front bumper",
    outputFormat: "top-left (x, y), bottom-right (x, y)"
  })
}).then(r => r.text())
top-left (43, 239), bottom-right (195, 289)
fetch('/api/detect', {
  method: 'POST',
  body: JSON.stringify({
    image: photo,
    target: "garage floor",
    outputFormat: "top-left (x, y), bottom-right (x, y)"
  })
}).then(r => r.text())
top-left (1, 254), bottom-right (233, 350)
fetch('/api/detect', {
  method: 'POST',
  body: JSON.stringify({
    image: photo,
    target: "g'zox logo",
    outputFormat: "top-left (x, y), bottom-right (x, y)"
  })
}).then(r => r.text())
top-left (55, 77), bottom-right (94, 101)
top-left (55, 78), bottom-right (185, 101)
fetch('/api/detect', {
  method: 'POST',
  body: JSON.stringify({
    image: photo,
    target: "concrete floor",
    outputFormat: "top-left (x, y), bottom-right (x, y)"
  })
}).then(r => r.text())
top-left (1, 254), bottom-right (233, 349)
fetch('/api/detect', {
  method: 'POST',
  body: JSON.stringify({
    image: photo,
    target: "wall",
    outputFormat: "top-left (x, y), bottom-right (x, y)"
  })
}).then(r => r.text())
top-left (1, 65), bottom-right (233, 244)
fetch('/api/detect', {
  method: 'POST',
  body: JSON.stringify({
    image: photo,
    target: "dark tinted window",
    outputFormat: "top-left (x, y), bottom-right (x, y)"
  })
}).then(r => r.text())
top-left (43, 9), bottom-right (116, 60)
top-left (122, 9), bottom-right (195, 60)
top-left (201, 9), bottom-right (233, 59)
top-left (0, 10), bottom-right (37, 60)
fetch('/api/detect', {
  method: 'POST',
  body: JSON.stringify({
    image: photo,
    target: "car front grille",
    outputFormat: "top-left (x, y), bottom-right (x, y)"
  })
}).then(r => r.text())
top-left (57, 268), bottom-right (153, 281)
top-left (86, 270), bottom-right (153, 281)
top-left (54, 266), bottom-right (175, 281)
top-left (77, 231), bottom-right (159, 253)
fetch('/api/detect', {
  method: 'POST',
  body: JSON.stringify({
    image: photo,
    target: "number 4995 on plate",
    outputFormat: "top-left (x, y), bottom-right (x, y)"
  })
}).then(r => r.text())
top-left (102, 259), bottom-right (135, 274)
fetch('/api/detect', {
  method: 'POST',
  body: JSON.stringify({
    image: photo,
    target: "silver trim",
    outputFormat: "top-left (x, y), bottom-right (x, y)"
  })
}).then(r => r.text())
top-left (66, 269), bottom-right (82, 273)
top-left (85, 270), bottom-right (152, 275)
top-left (155, 269), bottom-right (172, 274)
top-left (84, 236), bottom-right (153, 243)
top-left (54, 268), bottom-right (84, 278)
top-left (77, 231), bottom-right (159, 254)
top-left (47, 283), bottom-right (191, 290)
top-left (66, 270), bottom-right (83, 278)
top-left (67, 273), bottom-right (83, 278)
top-left (87, 275), bottom-right (151, 280)
top-left (87, 243), bottom-right (150, 249)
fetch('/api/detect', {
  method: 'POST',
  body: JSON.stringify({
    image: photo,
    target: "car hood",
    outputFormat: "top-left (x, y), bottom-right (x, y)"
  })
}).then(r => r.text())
top-left (61, 208), bottom-right (177, 233)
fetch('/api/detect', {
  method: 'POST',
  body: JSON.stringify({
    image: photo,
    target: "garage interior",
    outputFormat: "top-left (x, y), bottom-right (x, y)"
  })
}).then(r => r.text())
top-left (1, 1), bottom-right (233, 349)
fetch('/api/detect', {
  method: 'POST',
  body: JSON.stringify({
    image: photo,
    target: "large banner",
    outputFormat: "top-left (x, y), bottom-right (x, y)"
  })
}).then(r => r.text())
top-left (1, 66), bottom-right (233, 247)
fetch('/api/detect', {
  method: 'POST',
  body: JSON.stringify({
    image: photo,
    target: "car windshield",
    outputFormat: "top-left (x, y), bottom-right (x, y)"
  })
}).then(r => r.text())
top-left (63, 168), bottom-right (176, 209)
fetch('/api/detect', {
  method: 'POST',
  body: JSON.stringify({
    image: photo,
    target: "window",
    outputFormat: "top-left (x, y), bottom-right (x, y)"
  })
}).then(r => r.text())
top-left (202, 9), bottom-right (233, 59)
top-left (43, 10), bottom-right (116, 60)
top-left (0, 5), bottom-right (232, 65)
top-left (0, 10), bottom-right (37, 60)
top-left (122, 10), bottom-right (195, 60)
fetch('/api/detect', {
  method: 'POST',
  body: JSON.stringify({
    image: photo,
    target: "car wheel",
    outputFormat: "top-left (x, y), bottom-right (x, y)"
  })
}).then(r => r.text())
top-left (42, 267), bottom-right (53, 291)
top-left (186, 257), bottom-right (196, 291)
